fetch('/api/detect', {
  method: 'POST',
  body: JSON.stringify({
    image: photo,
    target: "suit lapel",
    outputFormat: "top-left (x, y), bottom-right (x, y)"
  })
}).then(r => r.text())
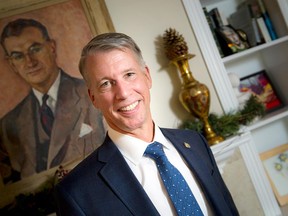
top-left (161, 129), bottom-right (214, 177)
top-left (161, 129), bottom-right (233, 214)
top-left (48, 72), bottom-right (83, 166)
top-left (98, 138), bottom-right (160, 216)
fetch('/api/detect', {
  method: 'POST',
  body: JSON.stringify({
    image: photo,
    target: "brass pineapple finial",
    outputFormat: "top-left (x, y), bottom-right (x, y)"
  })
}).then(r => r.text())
top-left (162, 28), bottom-right (189, 60)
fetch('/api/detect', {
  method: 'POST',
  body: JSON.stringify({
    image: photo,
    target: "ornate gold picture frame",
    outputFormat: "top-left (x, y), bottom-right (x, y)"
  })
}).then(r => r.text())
top-left (0, 0), bottom-right (114, 213)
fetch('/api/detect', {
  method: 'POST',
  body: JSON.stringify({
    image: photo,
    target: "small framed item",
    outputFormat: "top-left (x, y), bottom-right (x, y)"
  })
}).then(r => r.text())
top-left (239, 70), bottom-right (283, 113)
top-left (216, 25), bottom-right (249, 56)
top-left (260, 143), bottom-right (288, 206)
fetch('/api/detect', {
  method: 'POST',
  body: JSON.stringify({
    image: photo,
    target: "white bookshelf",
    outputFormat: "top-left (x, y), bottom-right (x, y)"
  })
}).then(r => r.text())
top-left (182, 0), bottom-right (288, 215)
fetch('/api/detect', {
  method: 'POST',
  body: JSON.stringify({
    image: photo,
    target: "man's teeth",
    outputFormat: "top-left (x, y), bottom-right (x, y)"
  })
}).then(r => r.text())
top-left (120, 101), bottom-right (138, 111)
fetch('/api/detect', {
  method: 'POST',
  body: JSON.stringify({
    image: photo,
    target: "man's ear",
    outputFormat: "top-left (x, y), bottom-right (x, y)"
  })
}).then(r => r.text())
top-left (6, 56), bottom-right (19, 74)
top-left (144, 66), bottom-right (152, 89)
top-left (88, 89), bottom-right (99, 108)
top-left (48, 39), bottom-right (57, 56)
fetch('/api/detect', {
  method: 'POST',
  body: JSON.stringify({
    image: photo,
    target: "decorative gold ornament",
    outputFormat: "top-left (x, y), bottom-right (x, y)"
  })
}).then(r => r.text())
top-left (163, 28), bottom-right (224, 145)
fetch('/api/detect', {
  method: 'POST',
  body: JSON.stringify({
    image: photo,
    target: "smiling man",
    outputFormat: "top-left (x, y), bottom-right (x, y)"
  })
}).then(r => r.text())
top-left (54, 32), bottom-right (239, 216)
top-left (0, 18), bottom-right (106, 184)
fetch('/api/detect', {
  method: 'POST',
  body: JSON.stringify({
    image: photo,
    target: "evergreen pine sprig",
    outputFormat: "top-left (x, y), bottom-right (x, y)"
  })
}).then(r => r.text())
top-left (181, 95), bottom-right (265, 138)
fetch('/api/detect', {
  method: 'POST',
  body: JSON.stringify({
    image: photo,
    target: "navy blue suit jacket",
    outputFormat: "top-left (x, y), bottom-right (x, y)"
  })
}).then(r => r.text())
top-left (54, 128), bottom-right (239, 216)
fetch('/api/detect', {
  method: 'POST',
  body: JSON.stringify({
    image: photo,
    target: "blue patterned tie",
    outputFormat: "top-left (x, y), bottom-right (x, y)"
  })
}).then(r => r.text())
top-left (40, 94), bottom-right (54, 136)
top-left (144, 142), bottom-right (204, 216)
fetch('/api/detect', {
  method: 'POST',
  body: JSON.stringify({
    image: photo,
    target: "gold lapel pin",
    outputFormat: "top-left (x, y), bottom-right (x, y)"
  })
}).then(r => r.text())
top-left (184, 142), bottom-right (191, 148)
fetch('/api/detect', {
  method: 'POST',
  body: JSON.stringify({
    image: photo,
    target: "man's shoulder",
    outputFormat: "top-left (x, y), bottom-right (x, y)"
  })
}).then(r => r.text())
top-left (56, 147), bottom-right (103, 189)
top-left (160, 127), bottom-right (208, 148)
top-left (1, 93), bottom-right (33, 121)
top-left (60, 71), bottom-right (86, 86)
top-left (60, 71), bottom-right (89, 96)
top-left (161, 127), bottom-right (200, 137)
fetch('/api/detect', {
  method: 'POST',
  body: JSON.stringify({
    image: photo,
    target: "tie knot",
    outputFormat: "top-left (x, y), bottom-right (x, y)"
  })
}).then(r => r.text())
top-left (144, 142), bottom-right (165, 160)
top-left (42, 94), bottom-right (49, 104)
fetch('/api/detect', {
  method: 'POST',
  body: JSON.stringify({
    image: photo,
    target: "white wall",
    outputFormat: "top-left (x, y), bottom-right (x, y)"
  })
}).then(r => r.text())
top-left (105, 0), bottom-right (223, 129)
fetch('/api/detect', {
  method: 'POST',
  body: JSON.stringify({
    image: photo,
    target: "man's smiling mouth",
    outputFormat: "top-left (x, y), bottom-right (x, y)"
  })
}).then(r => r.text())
top-left (119, 101), bottom-right (139, 111)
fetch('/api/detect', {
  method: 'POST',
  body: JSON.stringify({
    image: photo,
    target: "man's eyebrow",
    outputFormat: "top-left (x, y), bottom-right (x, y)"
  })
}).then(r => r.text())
top-left (9, 42), bottom-right (42, 55)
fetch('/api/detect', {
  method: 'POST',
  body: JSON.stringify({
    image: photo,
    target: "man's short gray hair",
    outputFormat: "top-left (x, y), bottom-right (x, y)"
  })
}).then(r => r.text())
top-left (79, 32), bottom-right (146, 86)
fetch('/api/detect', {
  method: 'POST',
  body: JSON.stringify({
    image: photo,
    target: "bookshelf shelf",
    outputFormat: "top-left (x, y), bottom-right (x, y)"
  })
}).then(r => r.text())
top-left (222, 35), bottom-right (288, 63)
top-left (246, 106), bottom-right (288, 131)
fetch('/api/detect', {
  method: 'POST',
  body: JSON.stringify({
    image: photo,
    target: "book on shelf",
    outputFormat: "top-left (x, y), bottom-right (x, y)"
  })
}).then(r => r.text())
top-left (208, 7), bottom-right (223, 28)
top-left (247, 0), bottom-right (272, 43)
top-left (203, 7), bottom-right (224, 57)
top-left (229, 0), bottom-right (279, 45)
top-left (256, 17), bottom-right (271, 42)
top-left (248, 4), bottom-right (265, 45)
top-left (228, 3), bottom-right (264, 47)
top-left (257, 0), bottom-right (278, 40)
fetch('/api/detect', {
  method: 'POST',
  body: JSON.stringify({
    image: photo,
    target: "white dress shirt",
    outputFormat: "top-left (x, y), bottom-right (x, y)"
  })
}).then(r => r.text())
top-left (33, 71), bottom-right (61, 114)
top-left (108, 125), bottom-right (213, 216)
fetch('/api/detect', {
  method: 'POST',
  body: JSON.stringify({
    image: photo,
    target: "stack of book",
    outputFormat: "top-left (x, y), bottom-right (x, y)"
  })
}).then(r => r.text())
top-left (228, 0), bottom-right (277, 47)
top-left (203, 0), bottom-right (278, 57)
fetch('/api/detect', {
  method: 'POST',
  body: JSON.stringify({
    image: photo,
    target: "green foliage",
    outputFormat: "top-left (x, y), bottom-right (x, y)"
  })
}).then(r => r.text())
top-left (180, 95), bottom-right (265, 138)
top-left (208, 112), bottom-right (241, 138)
top-left (239, 95), bottom-right (265, 125)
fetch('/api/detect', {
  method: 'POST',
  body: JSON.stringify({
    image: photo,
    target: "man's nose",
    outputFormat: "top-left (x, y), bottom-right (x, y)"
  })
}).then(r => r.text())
top-left (115, 81), bottom-right (130, 99)
top-left (25, 53), bottom-right (37, 66)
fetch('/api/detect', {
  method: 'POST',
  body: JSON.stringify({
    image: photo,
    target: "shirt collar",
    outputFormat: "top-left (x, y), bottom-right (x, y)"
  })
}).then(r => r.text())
top-left (33, 70), bottom-right (61, 104)
top-left (108, 124), bottom-right (171, 166)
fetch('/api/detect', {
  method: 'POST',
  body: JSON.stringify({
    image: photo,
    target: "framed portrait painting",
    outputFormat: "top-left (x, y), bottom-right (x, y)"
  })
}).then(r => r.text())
top-left (0, 0), bottom-right (113, 214)
top-left (239, 70), bottom-right (283, 113)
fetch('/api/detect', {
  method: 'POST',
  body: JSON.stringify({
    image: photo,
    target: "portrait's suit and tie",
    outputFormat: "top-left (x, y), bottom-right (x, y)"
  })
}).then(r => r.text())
top-left (54, 129), bottom-right (238, 216)
top-left (0, 70), bottom-right (106, 182)
top-left (0, 18), bottom-right (106, 184)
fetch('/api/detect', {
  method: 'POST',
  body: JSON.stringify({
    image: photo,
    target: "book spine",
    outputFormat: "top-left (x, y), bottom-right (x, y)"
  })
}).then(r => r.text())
top-left (262, 13), bottom-right (277, 40)
top-left (257, 0), bottom-right (278, 40)
top-left (248, 4), bottom-right (264, 45)
top-left (256, 17), bottom-right (272, 42)
top-left (203, 7), bottom-right (224, 57)
top-left (208, 8), bottom-right (223, 28)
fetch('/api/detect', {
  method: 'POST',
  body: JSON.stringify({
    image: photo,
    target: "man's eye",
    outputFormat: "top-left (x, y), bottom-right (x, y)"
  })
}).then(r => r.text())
top-left (127, 72), bottom-right (135, 76)
top-left (100, 81), bottom-right (111, 88)
top-left (11, 53), bottom-right (24, 60)
top-left (125, 72), bottom-right (136, 78)
top-left (29, 45), bottom-right (42, 54)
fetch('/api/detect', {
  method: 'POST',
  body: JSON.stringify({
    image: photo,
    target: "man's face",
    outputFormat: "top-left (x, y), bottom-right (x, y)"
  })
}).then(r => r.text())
top-left (86, 48), bottom-right (153, 135)
top-left (3, 27), bottom-right (58, 92)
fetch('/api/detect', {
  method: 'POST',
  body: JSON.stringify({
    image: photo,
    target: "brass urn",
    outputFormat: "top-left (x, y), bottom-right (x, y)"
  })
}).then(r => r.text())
top-left (163, 28), bottom-right (224, 145)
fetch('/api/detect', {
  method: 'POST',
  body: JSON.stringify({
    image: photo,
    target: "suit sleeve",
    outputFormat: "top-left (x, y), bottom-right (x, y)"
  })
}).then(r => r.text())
top-left (54, 184), bottom-right (86, 216)
top-left (0, 119), bottom-right (21, 184)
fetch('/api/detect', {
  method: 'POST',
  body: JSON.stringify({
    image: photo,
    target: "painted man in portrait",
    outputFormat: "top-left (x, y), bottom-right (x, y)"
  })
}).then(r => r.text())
top-left (0, 18), bottom-right (106, 184)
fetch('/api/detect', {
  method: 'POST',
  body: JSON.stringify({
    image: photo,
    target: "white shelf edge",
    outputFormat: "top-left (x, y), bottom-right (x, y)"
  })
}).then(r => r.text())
top-left (222, 35), bottom-right (288, 63)
top-left (200, 0), bottom-right (225, 7)
top-left (211, 132), bottom-right (250, 173)
top-left (246, 106), bottom-right (288, 131)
